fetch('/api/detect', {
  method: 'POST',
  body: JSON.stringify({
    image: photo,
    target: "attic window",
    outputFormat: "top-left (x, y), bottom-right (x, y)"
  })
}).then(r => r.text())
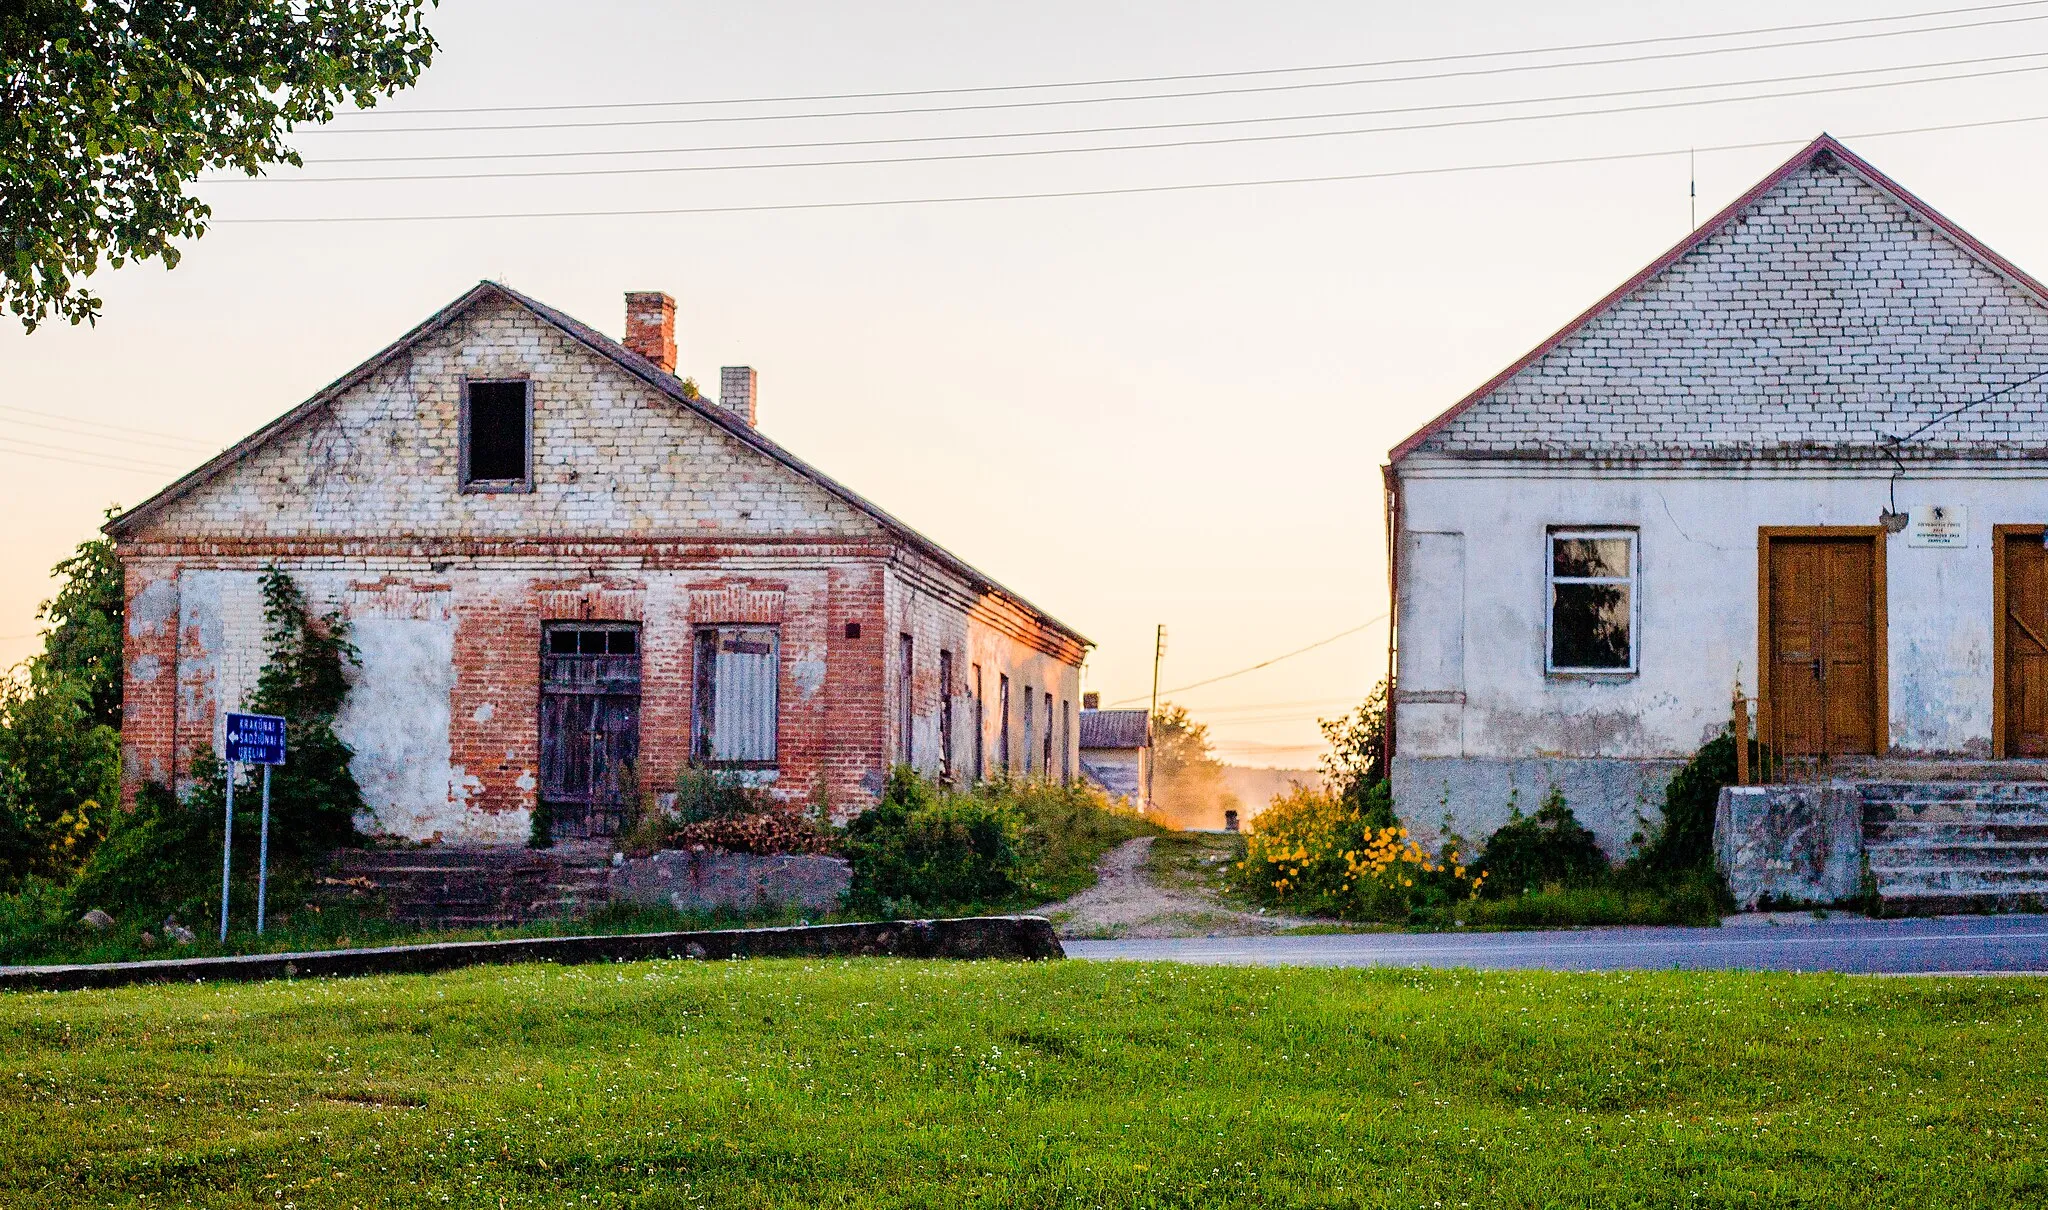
top-left (462, 380), bottom-right (531, 492)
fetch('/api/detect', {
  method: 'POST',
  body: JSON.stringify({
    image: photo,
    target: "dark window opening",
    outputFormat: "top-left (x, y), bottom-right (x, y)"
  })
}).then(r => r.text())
top-left (845, 622), bottom-right (862, 640)
top-left (463, 380), bottom-right (530, 487)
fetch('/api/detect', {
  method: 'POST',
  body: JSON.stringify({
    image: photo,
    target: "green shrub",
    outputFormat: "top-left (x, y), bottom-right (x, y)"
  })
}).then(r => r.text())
top-left (843, 768), bottom-right (1023, 912)
top-left (1462, 870), bottom-right (1725, 928)
top-left (0, 878), bottom-right (76, 963)
top-left (1000, 777), bottom-right (1157, 901)
top-left (1476, 787), bottom-right (1608, 898)
top-left (1233, 784), bottom-right (1480, 922)
top-left (672, 767), bottom-right (770, 824)
top-left (66, 778), bottom-right (219, 920)
top-left (1638, 730), bottom-right (1757, 877)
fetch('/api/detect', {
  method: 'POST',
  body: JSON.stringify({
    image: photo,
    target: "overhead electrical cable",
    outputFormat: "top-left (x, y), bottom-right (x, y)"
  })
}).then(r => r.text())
top-left (291, 44), bottom-right (2048, 136)
top-left (0, 440), bottom-right (185, 475)
top-left (0, 403), bottom-right (217, 447)
top-left (1107, 618), bottom-right (1388, 708)
top-left (1, 413), bottom-right (217, 453)
top-left (211, 56), bottom-right (2048, 186)
top-left (208, 111), bottom-right (2048, 225)
top-left (323, 0), bottom-right (2048, 118)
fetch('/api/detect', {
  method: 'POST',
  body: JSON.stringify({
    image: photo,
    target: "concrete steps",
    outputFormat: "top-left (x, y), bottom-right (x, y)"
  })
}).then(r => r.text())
top-left (1858, 780), bottom-right (2048, 915)
top-left (321, 842), bottom-right (615, 928)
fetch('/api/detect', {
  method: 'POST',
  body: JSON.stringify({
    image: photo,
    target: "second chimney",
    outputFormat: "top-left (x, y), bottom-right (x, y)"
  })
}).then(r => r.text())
top-left (719, 366), bottom-right (758, 426)
top-left (623, 291), bottom-right (676, 372)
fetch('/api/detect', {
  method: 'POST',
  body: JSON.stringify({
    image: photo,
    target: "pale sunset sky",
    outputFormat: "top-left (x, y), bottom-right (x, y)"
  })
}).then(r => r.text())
top-left (6, 0), bottom-right (2048, 765)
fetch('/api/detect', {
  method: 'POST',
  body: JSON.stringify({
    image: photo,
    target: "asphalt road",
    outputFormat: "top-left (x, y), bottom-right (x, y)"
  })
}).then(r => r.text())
top-left (1065, 914), bottom-right (2048, 974)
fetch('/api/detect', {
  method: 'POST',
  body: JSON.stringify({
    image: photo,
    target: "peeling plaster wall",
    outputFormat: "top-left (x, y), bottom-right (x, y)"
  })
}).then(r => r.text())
top-left (1392, 463), bottom-right (2048, 849)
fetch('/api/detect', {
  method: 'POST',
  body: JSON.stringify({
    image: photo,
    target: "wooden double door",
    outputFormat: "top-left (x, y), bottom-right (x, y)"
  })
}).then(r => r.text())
top-left (539, 622), bottom-right (642, 840)
top-left (2000, 529), bottom-right (2048, 757)
top-left (1764, 533), bottom-right (1883, 757)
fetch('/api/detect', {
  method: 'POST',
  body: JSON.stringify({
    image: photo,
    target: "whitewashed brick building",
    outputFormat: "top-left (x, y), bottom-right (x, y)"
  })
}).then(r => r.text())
top-left (1386, 136), bottom-right (2048, 853)
top-left (112, 283), bottom-right (1088, 846)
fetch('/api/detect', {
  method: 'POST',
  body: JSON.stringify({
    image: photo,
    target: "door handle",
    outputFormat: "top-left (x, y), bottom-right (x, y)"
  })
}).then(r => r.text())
top-left (1811, 658), bottom-right (1823, 681)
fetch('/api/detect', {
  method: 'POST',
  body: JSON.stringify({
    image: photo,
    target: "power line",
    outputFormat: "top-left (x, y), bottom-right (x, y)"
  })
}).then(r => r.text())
top-left (208, 111), bottom-right (2048, 226)
top-left (1109, 617), bottom-right (1388, 707)
top-left (207, 55), bottom-right (2048, 187)
top-left (297, 40), bottom-right (2048, 138)
top-left (324, 0), bottom-right (2048, 119)
top-left (1, 412), bottom-right (217, 454)
top-left (0, 402), bottom-right (216, 449)
top-left (0, 442), bottom-right (183, 476)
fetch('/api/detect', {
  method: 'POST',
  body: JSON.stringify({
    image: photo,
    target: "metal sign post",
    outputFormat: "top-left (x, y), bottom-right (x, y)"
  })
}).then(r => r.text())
top-left (222, 712), bottom-right (288, 939)
top-left (219, 761), bottom-right (235, 943)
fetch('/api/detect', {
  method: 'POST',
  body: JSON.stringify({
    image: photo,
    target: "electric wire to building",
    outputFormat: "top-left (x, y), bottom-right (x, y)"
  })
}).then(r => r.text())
top-left (312, 0), bottom-right (2048, 121)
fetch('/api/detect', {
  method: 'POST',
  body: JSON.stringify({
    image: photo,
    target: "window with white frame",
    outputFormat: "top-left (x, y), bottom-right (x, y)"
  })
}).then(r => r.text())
top-left (1546, 529), bottom-right (1637, 674)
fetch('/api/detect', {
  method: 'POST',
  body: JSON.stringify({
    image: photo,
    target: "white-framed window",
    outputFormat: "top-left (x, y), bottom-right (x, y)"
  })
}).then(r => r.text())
top-left (1546, 528), bottom-right (1638, 675)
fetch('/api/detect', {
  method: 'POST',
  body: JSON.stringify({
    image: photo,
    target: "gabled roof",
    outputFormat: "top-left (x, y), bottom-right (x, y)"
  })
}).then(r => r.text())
top-left (1388, 134), bottom-right (2048, 463)
top-left (1079, 709), bottom-right (1150, 750)
top-left (106, 280), bottom-right (1089, 648)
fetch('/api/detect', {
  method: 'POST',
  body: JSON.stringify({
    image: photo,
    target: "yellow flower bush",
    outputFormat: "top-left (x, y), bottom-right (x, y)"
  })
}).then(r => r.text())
top-left (1233, 785), bottom-right (1481, 921)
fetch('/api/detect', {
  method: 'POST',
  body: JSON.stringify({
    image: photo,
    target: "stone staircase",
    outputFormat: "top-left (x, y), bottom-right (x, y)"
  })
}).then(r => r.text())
top-left (1847, 762), bottom-right (2048, 915)
top-left (320, 842), bottom-right (616, 928)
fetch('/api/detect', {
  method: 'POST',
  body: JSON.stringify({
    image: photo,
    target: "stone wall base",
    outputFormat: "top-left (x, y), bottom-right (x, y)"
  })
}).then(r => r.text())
top-left (1715, 784), bottom-right (1866, 909)
top-left (609, 850), bottom-right (851, 916)
top-left (1391, 756), bottom-right (1686, 858)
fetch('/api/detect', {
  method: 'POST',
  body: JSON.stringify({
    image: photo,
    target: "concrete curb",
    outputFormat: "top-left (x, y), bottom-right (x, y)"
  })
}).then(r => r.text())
top-left (0, 915), bottom-right (1064, 994)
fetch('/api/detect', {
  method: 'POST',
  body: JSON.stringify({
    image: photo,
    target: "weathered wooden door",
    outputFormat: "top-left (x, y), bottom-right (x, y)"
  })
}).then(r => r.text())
top-left (2004, 535), bottom-right (2048, 756)
top-left (1768, 537), bottom-right (1878, 756)
top-left (539, 623), bottom-right (642, 840)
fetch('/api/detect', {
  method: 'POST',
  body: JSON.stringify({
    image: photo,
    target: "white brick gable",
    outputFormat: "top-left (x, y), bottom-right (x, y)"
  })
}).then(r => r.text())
top-left (1410, 144), bottom-right (2048, 461)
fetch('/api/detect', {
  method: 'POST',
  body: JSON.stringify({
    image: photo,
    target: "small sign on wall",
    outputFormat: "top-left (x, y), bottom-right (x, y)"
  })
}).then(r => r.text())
top-left (1907, 504), bottom-right (1968, 548)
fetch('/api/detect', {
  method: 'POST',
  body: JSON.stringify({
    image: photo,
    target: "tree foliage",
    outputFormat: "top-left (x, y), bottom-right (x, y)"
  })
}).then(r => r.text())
top-left (2, 1), bottom-right (438, 330)
top-left (1319, 678), bottom-right (1392, 826)
top-left (1148, 702), bottom-right (1239, 825)
top-left (36, 507), bottom-right (124, 730)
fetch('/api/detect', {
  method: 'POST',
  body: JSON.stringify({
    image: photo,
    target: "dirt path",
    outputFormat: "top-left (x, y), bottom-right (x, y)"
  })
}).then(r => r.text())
top-left (1041, 836), bottom-right (1313, 939)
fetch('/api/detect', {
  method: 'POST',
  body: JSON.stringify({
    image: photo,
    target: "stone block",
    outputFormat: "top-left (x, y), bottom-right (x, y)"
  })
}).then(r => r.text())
top-left (610, 849), bottom-right (851, 915)
top-left (1715, 783), bottom-right (1865, 909)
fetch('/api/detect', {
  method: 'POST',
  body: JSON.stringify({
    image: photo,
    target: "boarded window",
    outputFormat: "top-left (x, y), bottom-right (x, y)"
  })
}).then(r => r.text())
top-left (939, 650), bottom-right (955, 781)
top-left (1548, 529), bottom-right (1637, 673)
top-left (898, 633), bottom-right (914, 765)
top-left (972, 664), bottom-right (985, 781)
top-left (998, 674), bottom-right (1011, 773)
top-left (463, 380), bottom-right (530, 488)
top-left (692, 625), bottom-right (779, 765)
top-left (1022, 684), bottom-right (1034, 776)
top-left (1042, 692), bottom-right (1053, 776)
top-left (1060, 698), bottom-right (1071, 781)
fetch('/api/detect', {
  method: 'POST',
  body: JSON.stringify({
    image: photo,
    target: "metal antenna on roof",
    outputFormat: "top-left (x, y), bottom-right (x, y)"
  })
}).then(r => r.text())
top-left (1689, 148), bottom-right (1697, 230)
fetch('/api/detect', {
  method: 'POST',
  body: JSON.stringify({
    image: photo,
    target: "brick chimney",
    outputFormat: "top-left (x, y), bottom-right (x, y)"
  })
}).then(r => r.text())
top-left (623, 292), bottom-right (676, 373)
top-left (719, 366), bottom-right (758, 426)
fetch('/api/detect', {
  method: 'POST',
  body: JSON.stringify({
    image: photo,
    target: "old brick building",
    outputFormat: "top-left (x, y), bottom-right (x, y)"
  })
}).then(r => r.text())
top-left (112, 282), bottom-right (1088, 846)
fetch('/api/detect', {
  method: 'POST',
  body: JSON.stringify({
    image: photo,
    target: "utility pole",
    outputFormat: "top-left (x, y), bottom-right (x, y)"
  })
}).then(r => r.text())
top-left (1146, 624), bottom-right (1166, 811)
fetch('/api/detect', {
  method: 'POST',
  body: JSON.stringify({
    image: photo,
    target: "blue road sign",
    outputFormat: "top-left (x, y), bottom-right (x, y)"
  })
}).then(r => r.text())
top-left (223, 712), bottom-right (287, 766)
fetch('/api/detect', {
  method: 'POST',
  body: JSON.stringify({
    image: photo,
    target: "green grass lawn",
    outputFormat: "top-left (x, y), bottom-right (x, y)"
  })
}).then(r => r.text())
top-left (2, 960), bottom-right (2043, 1207)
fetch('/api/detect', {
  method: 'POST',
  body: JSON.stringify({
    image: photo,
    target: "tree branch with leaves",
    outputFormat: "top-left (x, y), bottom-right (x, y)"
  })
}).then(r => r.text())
top-left (2, 1), bottom-right (438, 331)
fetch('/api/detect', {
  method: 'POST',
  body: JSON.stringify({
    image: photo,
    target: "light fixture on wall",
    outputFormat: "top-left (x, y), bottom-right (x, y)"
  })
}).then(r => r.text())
top-left (1879, 508), bottom-right (1908, 534)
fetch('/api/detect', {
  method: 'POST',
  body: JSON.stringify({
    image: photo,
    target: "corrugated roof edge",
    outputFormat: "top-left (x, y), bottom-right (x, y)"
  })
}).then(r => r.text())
top-left (1386, 133), bottom-right (2048, 466)
top-left (104, 280), bottom-right (1091, 651)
